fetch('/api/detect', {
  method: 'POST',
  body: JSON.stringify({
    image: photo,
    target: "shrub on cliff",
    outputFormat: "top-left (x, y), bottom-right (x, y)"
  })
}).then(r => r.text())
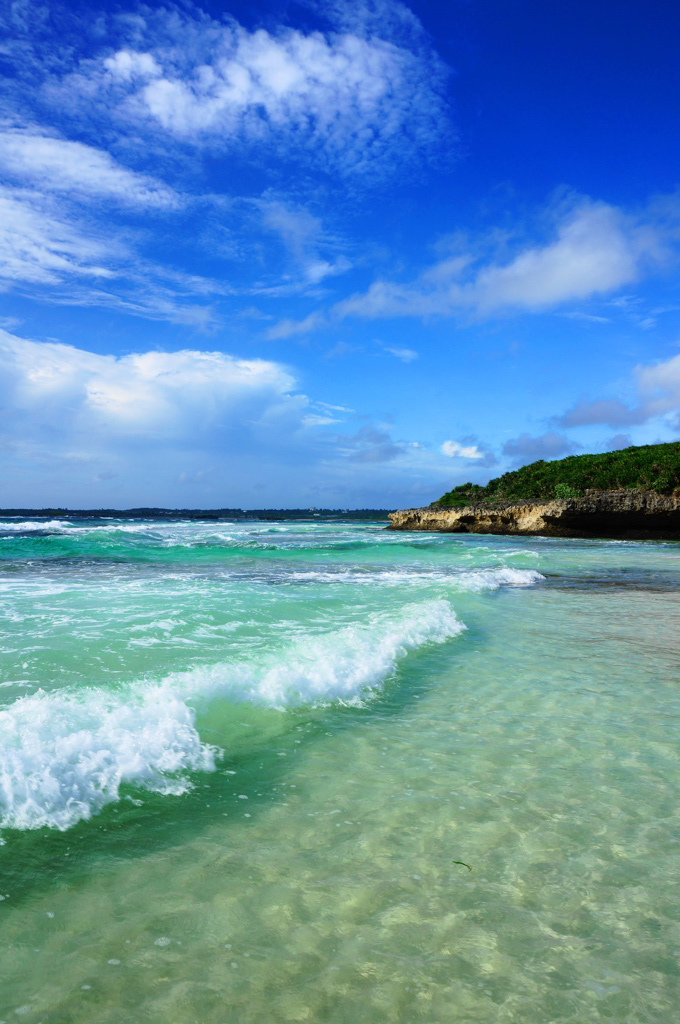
top-left (436, 442), bottom-right (680, 507)
top-left (554, 483), bottom-right (581, 499)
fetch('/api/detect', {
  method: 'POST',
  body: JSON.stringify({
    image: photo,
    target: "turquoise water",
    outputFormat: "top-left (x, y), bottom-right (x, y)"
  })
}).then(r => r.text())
top-left (0, 517), bottom-right (679, 1023)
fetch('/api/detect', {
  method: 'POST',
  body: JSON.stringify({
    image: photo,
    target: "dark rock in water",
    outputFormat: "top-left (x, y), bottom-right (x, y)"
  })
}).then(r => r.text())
top-left (388, 490), bottom-right (680, 540)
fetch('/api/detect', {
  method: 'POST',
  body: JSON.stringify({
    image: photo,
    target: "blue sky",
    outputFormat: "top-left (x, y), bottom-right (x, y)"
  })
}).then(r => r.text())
top-left (1, 0), bottom-right (679, 508)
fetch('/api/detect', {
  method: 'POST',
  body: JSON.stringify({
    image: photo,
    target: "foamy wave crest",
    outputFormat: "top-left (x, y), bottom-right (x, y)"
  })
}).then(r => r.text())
top-left (283, 566), bottom-right (544, 590)
top-left (0, 600), bottom-right (463, 833)
top-left (0, 686), bottom-right (218, 833)
top-left (175, 598), bottom-right (465, 708)
top-left (0, 519), bottom-right (72, 532)
top-left (452, 567), bottom-right (544, 591)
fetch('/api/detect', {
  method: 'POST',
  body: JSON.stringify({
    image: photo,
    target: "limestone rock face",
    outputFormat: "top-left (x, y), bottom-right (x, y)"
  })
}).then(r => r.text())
top-left (388, 490), bottom-right (680, 540)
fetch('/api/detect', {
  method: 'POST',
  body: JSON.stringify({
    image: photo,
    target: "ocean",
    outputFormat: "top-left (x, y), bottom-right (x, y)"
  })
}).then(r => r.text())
top-left (0, 516), bottom-right (678, 1023)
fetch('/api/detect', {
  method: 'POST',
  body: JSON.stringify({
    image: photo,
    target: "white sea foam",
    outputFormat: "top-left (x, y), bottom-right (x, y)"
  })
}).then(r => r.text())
top-left (0, 685), bottom-right (217, 832)
top-left (0, 520), bottom-right (72, 532)
top-left (173, 598), bottom-right (465, 708)
top-left (282, 566), bottom-right (544, 590)
top-left (0, 520), bottom-right (165, 538)
top-left (0, 600), bottom-right (463, 834)
top-left (452, 567), bottom-right (544, 591)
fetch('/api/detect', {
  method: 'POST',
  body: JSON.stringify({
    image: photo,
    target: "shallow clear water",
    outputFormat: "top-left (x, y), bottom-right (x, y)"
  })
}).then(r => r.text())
top-left (0, 517), bottom-right (679, 1022)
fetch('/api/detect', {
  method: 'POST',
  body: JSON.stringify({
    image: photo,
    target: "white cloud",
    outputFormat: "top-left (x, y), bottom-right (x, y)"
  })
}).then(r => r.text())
top-left (0, 328), bottom-right (461, 507)
top-left (441, 440), bottom-right (483, 458)
top-left (0, 3), bottom-right (449, 324)
top-left (265, 312), bottom-right (325, 340)
top-left (302, 413), bottom-right (341, 427)
top-left (469, 202), bottom-right (647, 312)
top-left (0, 186), bottom-right (120, 285)
top-left (0, 328), bottom-right (334, 505)
top-left (561, 311), bottom-right (612, 324)
top-left (62, 8), bottom-right (449, 176)
top-left (261, 202), bottom-right (322, 254)
top-left (0, 129), bottom-right (179, 207)
top-left (103, 48), bottom-right (161, 82)
top-left (384, 345), bottom-right (418, 362)
top-left (636, 352), bottom-right (680, 411)
top-left (0, 184), bottom-right (222, 324)
top-left (260, 200), bottom-right (351, 286)
top-left (0, 330), bottom-right (300, 441)
top-left (336, 199), bottom-right (668, 321)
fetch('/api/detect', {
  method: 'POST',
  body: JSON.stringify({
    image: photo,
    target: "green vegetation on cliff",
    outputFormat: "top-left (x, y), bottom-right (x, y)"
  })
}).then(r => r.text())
top-left (436, 442), bottom-right (680, 507)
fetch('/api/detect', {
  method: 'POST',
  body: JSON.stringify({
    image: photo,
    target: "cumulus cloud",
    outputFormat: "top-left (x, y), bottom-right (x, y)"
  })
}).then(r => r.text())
top-left (0, 327), bottom-right (329, 501)
top-left (335, 198), bottom-right (668, 321)
top-left (502, 431), bottom-right (579, 464)
top-left (0, 329), bottom-right (301, 442)
top-left (468, 202), bottom-right (651, 312)
top-left (0, 328), bottom-right (461, 507)
top-left (441, 440), bottom-right (483, 458)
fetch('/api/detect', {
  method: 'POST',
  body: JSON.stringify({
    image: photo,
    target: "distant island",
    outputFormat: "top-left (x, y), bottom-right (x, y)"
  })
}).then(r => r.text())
top-left (389, 442), bottom-right (680, 539)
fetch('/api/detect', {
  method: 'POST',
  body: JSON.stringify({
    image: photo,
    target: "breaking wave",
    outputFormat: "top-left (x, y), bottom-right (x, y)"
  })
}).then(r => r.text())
top-left (0, 600), bottom-right (463, 834)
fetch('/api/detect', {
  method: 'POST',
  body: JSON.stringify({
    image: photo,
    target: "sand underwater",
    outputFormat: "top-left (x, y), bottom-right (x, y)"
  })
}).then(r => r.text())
top-left (0, 516), bottom-right (679, 1023)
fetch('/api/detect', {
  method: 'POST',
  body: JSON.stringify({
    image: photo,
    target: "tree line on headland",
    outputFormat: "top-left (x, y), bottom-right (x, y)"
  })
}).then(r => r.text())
top-left (436, 441), bottom-right (680, 508)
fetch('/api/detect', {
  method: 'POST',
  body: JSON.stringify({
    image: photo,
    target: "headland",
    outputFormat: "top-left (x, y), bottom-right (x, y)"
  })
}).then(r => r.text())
top-left (389, 489), bottom-right (680, 539)
top-left (389, 442), bottom-right (680, 539)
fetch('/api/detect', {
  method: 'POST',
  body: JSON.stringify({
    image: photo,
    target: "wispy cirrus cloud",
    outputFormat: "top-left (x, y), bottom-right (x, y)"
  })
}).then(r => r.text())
top-left (0, 184), bottom-right (225, 325)
top-left (0, 127), bottom-right (180, 207)
top-left (383, 345), bottom-right (418, 362)
top-left (265, 312), bottom-right (326, 341)
top-left (0, 120), bottom-right (229, 324)
top-left (0, 185), bottom-right (120, 285)
top-left (259, 200), bottom-right (351, 286)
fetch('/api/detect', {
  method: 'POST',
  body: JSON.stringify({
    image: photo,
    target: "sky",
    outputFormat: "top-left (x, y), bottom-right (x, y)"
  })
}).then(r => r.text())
top-left (1, 0), bottom-right (679, 509)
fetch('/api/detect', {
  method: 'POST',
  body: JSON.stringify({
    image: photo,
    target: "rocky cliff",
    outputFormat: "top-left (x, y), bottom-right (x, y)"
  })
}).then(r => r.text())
top-left (388, 490), bottom-right (680, 540)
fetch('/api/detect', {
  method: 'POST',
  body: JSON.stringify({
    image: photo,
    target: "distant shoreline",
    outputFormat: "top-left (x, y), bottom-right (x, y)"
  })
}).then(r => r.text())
top-left (0, 507), bottom-right (394, 521)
